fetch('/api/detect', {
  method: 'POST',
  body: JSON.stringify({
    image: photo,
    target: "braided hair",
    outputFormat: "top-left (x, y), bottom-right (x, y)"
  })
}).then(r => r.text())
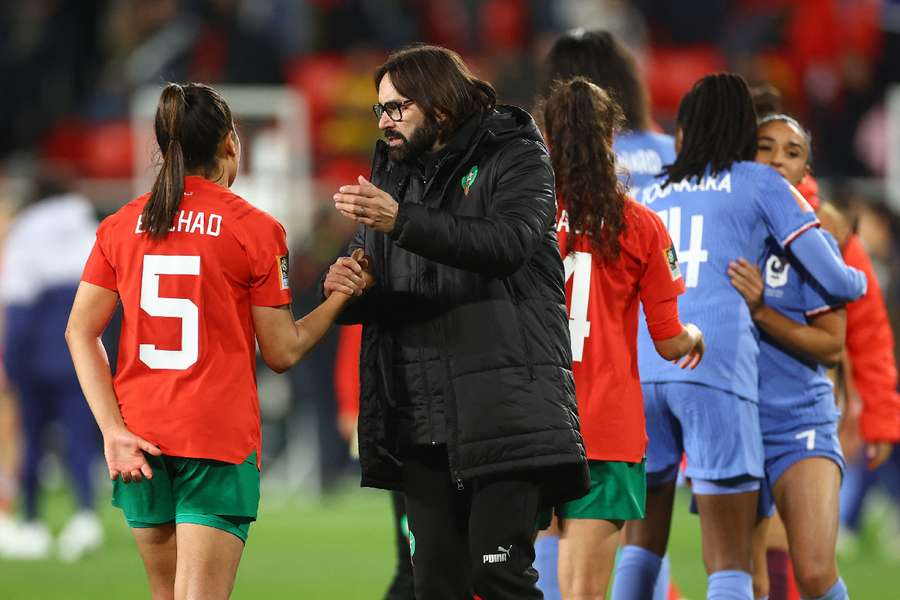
top-left (663, 73), bottom-right (757, 186)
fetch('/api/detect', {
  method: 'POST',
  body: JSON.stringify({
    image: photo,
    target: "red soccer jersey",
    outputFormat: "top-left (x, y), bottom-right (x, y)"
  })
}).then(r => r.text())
top-left (842, 234), bottom-right (900, 442)
top-left (557, 197), bottom-right (686, 463)
top-left (81, 176), bottom-right (291, 467)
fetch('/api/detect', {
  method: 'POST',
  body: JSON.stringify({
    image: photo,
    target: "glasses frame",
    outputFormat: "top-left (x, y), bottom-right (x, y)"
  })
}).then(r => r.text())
top-left (373, 99), bottom-right (415, 122)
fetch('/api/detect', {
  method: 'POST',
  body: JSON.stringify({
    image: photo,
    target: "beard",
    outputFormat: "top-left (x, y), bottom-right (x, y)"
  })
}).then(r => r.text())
top-left (385, 118), bottom-right (440, 163)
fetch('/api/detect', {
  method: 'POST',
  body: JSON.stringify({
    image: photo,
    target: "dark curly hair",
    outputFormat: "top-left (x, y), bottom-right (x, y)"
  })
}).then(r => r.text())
top-left (538, 77), bottom-right (628, 261)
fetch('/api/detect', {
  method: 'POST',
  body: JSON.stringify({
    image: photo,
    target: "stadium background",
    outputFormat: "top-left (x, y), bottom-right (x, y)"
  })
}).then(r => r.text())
top-left (1, 0), bottom-right (900, 597)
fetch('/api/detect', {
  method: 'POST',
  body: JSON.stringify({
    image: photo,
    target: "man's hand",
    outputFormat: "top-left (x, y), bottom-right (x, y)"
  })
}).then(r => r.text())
top-left (728, 258), bottom-right (765, 315)
top-left (333, 176), bottom-right (399, 234)
top-left (324, 249), bottom-right (376, 299)
top-left (103, 426), bottom-right (161, 483)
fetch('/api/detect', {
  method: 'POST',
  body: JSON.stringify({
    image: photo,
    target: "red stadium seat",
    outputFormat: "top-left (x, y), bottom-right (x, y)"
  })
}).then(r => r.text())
top-left (646, 46), bottom-right (727, 115)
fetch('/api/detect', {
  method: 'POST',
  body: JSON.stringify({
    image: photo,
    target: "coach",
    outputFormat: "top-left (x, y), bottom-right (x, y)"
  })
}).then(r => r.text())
top-left (323, 44), bottom-right (589, 599)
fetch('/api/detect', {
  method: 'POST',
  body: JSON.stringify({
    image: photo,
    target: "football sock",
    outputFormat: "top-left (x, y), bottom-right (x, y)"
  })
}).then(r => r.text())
top-left (766, 549), bottom-right (790, 600)
top-left (653, 554), bottom-right (672, 600)
top-left (534, 535), bottom-right (561, 600)
top-left (611, 544), bottom-right (662, 600)
top-left (708, 569), bottom-right (753, 600)
top-left (807, 577), bottom-right (848, 600)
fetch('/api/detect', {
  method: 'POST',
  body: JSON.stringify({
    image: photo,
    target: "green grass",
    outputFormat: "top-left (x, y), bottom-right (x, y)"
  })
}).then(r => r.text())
top-left (1, 484), bottom-right (897, 599)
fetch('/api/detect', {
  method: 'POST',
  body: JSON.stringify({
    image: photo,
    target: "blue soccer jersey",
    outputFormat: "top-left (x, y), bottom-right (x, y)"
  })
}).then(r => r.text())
top-left (636, 161), bottom-right (819, 401)
top-left (757, 235), bottom-right (842, 429)
top-left (614, 131), bottom-right (676, 199)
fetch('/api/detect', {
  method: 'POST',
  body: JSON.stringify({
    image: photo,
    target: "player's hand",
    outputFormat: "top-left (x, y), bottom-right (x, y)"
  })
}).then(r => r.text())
top-left (336, 413), bottom-right (358, 443)
top-left (334, 176), bottom-right (399, 234)
top-left (866, 442), bottom-right (893, 470)
top-left (102, 426), bottom-right (161, 484)
top-left (676, 323), bottom-right (705, 369)
top-left (817, 203), bottom-right (851, 248)
top-left (350, 248), bottom-right (376, 291)
top-left (728, 258), bottom-right (764, 314)
top-left (324, 254), bottom-right (367, 298)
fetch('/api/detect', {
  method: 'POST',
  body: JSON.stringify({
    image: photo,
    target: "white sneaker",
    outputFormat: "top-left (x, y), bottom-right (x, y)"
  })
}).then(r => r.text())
top-left (0, 513), bottom-right (17, 556)
top-left (3, 520), bottom-right (52, 560)
top-left (57, 511), bottom-right (103, 562)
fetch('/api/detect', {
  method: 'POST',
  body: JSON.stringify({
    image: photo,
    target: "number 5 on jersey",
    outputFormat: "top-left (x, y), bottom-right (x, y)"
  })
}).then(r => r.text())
top-left (563, 251), bottom-right (592, 362)
top-left (140, 255), bottom-right (200, 370)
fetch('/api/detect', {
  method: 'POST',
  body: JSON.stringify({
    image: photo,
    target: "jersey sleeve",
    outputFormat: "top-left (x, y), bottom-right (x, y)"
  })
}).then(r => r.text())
top-left (81, 218), bottom-right (118, 292)
top-left (753, 166), bottom-right (819, 247)
top-left (247, 215), bottom-right (292, 307)
top-left (638, 207), bottom-right (686, 305)
top-left (801, 230), bottom-right (844, 317)
top-left (638, 207), bottom-right (686, 340)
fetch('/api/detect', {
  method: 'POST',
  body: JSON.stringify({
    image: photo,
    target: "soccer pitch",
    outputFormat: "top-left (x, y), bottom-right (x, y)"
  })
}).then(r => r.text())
top-left (1, 484), bottom-right (896, 599)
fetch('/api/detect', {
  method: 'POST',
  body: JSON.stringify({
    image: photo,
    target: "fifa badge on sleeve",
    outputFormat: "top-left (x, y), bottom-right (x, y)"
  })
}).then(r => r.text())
top-left (664, 245), bottom-right (682, 281)
top-left (278, 254), bottom-right (290, 290)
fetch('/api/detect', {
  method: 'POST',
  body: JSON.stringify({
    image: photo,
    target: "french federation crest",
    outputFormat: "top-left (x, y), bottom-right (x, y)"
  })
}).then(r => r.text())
top-left (461, 165), bottom-right (479, 196)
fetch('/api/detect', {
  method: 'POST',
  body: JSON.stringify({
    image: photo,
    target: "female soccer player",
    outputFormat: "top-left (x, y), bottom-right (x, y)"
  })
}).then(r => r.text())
top-left (729, 113), bottom-right (853, 600)
top-left (538, 77), bottom-right (705, 600)
top-left (65, 83), bottom-right (370, 599)
top-left (539, 30), bottom-right (675, 200)
top-left (537, 30), bottom-right (681, 600)
top-left (612, 74), bottom-right (866, 600)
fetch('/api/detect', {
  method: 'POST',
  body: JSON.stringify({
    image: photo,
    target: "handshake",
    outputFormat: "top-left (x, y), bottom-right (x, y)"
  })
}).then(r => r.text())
top-left (323, 248), bottom-right (376, 299)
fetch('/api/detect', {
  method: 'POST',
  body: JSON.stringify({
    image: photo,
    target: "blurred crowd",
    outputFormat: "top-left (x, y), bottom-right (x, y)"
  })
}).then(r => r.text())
top-left (1, 0), bottom-right (900, 564)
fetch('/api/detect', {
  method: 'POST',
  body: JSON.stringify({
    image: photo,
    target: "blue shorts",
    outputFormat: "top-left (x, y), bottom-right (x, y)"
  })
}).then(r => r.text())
top-left (758, 418), bottom-right (845, 517)
top-left (643, 382), bottom-right (764, 484)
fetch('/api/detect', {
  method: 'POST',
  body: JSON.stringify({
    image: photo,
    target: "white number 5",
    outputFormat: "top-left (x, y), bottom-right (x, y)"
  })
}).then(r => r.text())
top-left (139, 255), bottom-right (200, 370)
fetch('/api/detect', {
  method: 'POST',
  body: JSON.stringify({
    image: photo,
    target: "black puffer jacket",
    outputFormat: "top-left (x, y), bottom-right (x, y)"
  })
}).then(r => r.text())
top-left (333, 106), bottom-right (589, 504)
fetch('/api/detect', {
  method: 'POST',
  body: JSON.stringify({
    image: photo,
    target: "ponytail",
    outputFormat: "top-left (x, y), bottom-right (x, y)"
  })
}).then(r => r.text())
top-left (538, 77), bottom-right (627, 260)
top-left (143, 84), bottom-right (188, 237)
top-left (141, 82), bottom-right (233, 238)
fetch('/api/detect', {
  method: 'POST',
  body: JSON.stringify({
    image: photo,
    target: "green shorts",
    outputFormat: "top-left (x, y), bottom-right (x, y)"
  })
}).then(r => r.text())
top-left (112, 451), bottom-right (260, 543)
top-left (537, 459), bottom-right (646, 528)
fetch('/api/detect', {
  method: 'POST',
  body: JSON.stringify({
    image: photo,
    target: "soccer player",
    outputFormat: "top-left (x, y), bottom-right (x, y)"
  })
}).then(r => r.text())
top-left (539, 30), bottom-right (675, 200)
top-left (536, 30), bottom-right (680, 600)
top-left (538, 76), bottom-right (705, 600)
top-left (0, 170), bottom-right (102, 561)
top-left (611, 74), bottom-right (867, 600)
top-left (65, 83), bottom-right (370, 599)
top-left (739, 112), bottom-right (897, 600)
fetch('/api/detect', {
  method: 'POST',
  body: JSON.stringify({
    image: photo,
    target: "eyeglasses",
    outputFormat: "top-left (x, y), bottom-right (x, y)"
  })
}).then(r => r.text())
top-left (373, 99), bottom-right (414, 122)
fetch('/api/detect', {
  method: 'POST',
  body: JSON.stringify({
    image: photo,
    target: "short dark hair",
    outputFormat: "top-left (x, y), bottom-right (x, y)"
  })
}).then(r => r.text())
top-left (374, 45), bottom-right (496, 139)
top-left (539, 30), bottom-right (649, 131)
top-left (663, 73), bottom-right (757, 185)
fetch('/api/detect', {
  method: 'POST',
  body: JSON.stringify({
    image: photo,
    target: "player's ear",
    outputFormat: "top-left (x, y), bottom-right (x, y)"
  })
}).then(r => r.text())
top-left (221, 130), bottom-right (239, 159)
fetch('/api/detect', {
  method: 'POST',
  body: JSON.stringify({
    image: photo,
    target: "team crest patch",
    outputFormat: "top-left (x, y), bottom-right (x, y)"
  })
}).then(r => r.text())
top-left (277, 254), bottom-right (290, 290)
top-left (461, 165), bottom-right (479, 196)
top-left (664, 245), bottom-right (682, 281)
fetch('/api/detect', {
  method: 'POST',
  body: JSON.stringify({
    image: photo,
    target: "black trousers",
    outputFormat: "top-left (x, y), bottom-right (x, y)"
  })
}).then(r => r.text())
top-left (385, 490), bottom-right (416, 600)
top-left (401, 445), bottom-right (543, 600)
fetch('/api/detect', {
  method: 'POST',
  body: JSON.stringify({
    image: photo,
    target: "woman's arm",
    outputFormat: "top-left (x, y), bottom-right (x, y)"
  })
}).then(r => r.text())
top-left (255, 250), bottom-right (374, 373)
top-left (65, 281), bottom-right (161, 483)
top-left (728, 258), bottom-right (846, 366)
